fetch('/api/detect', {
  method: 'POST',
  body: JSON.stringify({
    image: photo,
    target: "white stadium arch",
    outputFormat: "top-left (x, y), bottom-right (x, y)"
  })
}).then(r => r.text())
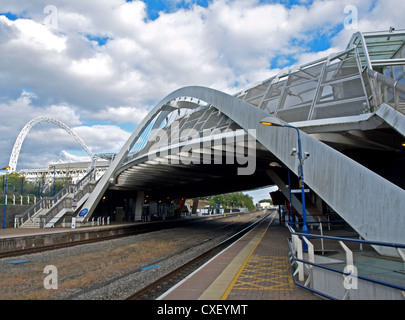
top-left (8, 116), bottom-right (93, 173)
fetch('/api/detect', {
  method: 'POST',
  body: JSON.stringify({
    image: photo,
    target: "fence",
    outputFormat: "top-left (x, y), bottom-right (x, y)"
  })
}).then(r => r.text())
top-left (287, 221), bottom-right (405, 300)
top-left (14, 168), bottom-right (96, 228)
top-left (366, 68), bottom-right (405, 113)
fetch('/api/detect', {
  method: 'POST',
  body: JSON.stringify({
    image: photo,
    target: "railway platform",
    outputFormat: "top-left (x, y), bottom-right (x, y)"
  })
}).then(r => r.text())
top-left (158, 212), bottom-right (322, 300)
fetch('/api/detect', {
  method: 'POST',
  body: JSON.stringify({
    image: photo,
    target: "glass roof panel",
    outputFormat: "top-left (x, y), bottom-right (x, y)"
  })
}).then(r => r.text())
top-left (363, 31), bottom-right (405, 60)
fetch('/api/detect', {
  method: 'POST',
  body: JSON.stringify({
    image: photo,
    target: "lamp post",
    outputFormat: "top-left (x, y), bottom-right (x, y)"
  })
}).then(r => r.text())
top-left (53, 165), bottom-right (56, 197)
top-left (2, 174), bottom-right (7, 229)
top-left (260, 117), bottom-right (309, 236)
top-left (1, 166), bottom-right (10, 229)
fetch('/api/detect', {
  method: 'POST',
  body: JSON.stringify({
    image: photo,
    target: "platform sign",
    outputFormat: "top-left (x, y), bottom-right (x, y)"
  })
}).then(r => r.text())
top-left (291, 189), bottom-right (310, 193)
top-left (79, 208), bottom-right (88, 217)
top-left (71, 217), bottom-right (76, 229)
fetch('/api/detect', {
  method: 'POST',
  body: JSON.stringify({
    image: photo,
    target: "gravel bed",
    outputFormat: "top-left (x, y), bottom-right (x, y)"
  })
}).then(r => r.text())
top-left (69, 237), bottom-right (220, 300)
top-left (0, 213), bottom-right (260, 300)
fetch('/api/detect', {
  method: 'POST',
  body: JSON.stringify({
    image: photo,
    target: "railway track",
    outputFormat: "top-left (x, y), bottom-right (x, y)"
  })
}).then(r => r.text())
top-left (0, 211), bottom-right (271, 300)
top-left (0, 232), bottom-right (133, 260)
top-left (0, 213), bottom-right (243, 259)
top-left (126, 212), bottom-right (271, 300)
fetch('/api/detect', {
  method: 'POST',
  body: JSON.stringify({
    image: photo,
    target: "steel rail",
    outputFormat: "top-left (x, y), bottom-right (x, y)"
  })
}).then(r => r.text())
top-left (0, 212), bottom-right (247, 259)
top-left (125, 212), bottom-right (271, 300)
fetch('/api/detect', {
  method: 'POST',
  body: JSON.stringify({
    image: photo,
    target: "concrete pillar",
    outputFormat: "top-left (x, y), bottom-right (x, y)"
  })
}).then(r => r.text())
top-left (192, 198), bottom-right (199, 214)
top-left (177, 197), bottom-right (186, 217)
top-left (134, 191), bottom-right (144, 221)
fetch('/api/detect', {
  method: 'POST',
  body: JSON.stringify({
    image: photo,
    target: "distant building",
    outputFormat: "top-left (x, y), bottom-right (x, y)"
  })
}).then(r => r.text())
top-left (18, 160), bottom-right (110, 184)
top-left (258, 202), bottom-right (272, 209)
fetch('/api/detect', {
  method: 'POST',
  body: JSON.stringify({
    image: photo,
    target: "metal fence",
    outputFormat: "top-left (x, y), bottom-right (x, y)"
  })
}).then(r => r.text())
top-left (287, 221), bottom-right (405, 300)
top-left (14, 168), bottom-right (96, 228)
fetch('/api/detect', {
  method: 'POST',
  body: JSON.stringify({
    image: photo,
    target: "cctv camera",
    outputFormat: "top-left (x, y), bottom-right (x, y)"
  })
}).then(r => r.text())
top-left (304, 152), bottom-right (310, 159)
top-left (290, 148), bottom-right (297, 156)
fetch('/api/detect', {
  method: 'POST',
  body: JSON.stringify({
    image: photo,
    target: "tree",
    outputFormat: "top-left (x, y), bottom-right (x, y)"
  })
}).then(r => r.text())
top-left (259, 199), bottom-right (273, 204)
top-left (202, 192), bottom-right (255, 211)
top-left (1, 172), bottom-right (71, 204)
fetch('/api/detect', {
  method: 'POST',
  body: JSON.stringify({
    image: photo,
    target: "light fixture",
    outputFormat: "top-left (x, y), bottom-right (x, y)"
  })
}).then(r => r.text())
top-left (260, 121), bottom-right (274, 126)
top-left (260, 116), bottom-right (309, 237)
top-left (269, 162), bottom-right (281, 167)
top-left (260, 116), bottom-right (286, 127)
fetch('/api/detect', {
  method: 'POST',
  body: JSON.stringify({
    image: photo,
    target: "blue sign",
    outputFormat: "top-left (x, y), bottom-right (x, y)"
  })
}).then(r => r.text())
top-left (79, 208), bottom-right (88, 217)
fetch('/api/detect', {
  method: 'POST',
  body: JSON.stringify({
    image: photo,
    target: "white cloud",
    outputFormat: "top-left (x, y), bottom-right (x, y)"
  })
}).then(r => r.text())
top-left (8, 18), bottom-right (66, 52)
top-left (73, 125), bottom-right (131, 153)
top-left (92, 106), bottom-right (149, 125)
top-left (69, 54), bottom-right (114, 79)
top-left (0, 0), bottom-right (404, 170)
top-left (57, 150), bottom-right (92, 163)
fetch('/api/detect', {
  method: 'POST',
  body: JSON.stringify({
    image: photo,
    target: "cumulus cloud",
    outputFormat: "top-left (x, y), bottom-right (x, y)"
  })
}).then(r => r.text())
top-left (73, 125), bottom-right (131, 153)
top-left (57, 151), bottom-right (92, 164)
top-left (0, 0), bottom-right (404, 170)
top-left (91, 106), bottom-right (149, 125)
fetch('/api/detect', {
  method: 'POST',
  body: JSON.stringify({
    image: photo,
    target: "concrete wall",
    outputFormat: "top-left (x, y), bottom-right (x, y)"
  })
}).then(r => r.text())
top-left (312, 267), bottom-right (405, 300)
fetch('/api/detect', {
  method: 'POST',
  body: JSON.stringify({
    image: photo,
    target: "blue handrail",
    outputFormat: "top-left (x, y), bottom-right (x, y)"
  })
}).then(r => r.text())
top-left (287, 240), bottom-right (337, 300)
top-left (291, 229), bottom-right (405, 249)
top-left (287, 223), bottom-right (405, 299)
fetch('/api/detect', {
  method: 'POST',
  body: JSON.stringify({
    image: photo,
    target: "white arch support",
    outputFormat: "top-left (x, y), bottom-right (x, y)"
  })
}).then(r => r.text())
top-left (8, 116), bottom-right (93, 173)
top-left (79, 86), bottom-right (405, 257)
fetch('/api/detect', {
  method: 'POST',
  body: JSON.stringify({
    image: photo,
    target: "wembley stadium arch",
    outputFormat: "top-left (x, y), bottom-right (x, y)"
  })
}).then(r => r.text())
top-left (8, 116), bottom-right (94, 173)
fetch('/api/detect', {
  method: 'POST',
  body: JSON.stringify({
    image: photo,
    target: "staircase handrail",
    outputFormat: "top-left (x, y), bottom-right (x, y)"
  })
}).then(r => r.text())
top-left (38, 168), bottom-right (96, 227)
top-left (39, 183), bottom-right (96, 227)
top-left (287, 224), bottom-right (405, 300)
top-left (14, 183), bottom-right (73, 228)
top-left (366, 68), bottom-right (405, 112)
top-left (14, 167), bottom-right (96, 228)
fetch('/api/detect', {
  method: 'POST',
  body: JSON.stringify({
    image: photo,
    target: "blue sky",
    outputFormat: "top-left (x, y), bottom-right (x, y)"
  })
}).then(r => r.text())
top-left (142, 0), bottom-right (211, 19)
top-left (0, 0), bottom-right (404, 202)
top-left (0, 12), bottom-right (18, 20)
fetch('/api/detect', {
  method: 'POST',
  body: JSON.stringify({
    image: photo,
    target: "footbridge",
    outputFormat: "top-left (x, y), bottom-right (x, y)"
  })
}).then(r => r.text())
top-left (18, 30), bottom-right (405, 257)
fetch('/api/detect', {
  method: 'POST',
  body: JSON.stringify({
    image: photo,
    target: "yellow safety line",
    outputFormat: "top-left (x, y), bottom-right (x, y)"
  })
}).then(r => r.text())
top-left (220, 217), bottom-right (271, 300)
top-left (232, 256), bottom-right (294, 291)
top-left (286, 256), bottom-right (295, 289)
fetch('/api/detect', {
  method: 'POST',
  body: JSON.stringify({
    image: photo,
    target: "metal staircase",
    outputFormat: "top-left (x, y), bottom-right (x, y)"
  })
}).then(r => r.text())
top-left (15, 168), bottom-right (96, 228)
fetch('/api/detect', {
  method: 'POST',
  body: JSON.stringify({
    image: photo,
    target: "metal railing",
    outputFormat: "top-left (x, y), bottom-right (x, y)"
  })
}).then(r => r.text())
top-left (38, 182), bottom-right (96, 228)
top-left (287, 221), bottom-right (405, 300)
top-left (14, 183), bottom-right (73, 228)
top-left (90, 216), bottom-right (111, 226)
top-left (366, 68), bottom-right (405, 113)
top-left (14, 168), bottom-right (96, 228)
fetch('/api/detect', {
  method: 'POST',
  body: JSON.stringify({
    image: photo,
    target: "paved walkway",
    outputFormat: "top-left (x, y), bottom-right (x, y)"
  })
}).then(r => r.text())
top-left (159, 212), bottom-right (321, 300)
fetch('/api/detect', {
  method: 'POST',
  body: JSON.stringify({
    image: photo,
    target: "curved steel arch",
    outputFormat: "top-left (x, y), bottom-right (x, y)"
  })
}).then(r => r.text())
top-left (346, 31), bottom-right (373, 69)
top-left (8, 116), bottom-right (93, 173)
top-left (80, 86), bottom-right (405, 256)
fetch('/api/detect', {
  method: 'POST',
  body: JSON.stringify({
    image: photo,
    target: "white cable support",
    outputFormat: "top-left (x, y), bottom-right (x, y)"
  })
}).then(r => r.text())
top-left (8, 116), bottom-right (93, 173)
